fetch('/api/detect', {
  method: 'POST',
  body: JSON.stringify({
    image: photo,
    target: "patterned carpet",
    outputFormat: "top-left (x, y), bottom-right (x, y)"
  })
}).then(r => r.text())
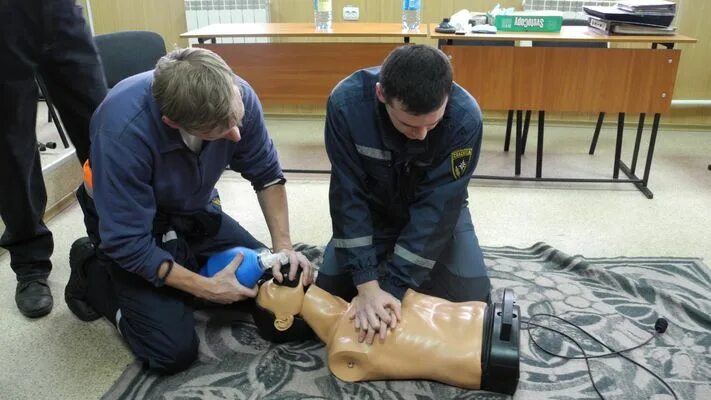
top-left (102, 243), bottom-right (711, 400)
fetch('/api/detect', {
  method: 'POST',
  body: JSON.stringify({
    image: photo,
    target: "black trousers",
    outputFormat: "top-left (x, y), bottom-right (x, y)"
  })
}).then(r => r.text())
top-left (77, 186), bottom-right (267, 374)
top-left (0, 0), bottom-right (107, 280)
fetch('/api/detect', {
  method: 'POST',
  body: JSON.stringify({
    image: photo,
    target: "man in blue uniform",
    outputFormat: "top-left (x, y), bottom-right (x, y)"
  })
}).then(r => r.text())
top-left (317, 44), bottom-right (490, 345)
top-left (1, 0), bottom-right (107, 318)
top-left (65, 47), bottom-right (313, 373)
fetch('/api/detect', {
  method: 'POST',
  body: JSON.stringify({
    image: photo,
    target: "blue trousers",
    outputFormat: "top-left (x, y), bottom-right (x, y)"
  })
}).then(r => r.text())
top-left (316, 207), bottom-right (491, 303)
top-left (78, 186), bottom-right (265, 374)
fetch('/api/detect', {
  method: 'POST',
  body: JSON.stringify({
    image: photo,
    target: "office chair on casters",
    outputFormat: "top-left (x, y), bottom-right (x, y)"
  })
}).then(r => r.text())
top-left (437, 39), bottom-right (527, 153)
top-left (35, 76), bottom-right (69, 152)
top-left (93, 31), bottom-right (167, 89)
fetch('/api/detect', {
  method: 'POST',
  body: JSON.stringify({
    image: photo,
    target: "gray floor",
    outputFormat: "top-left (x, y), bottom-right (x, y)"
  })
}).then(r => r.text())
top-left (1, 111), bottom-right (710, 399)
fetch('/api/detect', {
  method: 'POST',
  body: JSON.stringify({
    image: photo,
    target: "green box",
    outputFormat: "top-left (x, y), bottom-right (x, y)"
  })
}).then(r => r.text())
top-left (494, 12), bottom-right (563, 32)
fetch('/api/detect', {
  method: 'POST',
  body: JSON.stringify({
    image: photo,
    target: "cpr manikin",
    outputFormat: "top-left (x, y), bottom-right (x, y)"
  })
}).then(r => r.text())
top-left (253, 270), bottom-right (520, 395)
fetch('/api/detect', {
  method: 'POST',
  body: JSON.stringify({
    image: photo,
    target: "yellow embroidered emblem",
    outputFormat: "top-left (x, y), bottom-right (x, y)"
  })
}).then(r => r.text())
top-left (451, 148), bottom-right (473, 179)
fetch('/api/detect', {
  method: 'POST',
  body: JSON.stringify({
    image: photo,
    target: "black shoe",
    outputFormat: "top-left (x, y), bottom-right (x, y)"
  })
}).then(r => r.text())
top-left (15, 279), bottom-right (53, 318)
top-left (65, 237), bottom-right (101, 321)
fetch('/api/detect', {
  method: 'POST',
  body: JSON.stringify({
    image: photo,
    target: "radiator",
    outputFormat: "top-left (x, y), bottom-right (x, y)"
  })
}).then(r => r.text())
top-left (184, 0), bottom-right (270, 45)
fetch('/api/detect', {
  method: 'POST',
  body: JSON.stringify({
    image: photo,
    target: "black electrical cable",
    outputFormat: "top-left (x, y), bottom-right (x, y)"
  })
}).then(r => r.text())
top-left (522, 313), bottom-right (677, 400)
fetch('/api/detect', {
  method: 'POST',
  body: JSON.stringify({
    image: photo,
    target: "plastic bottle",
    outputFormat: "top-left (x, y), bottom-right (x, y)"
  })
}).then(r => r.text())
top-left (402, 0), bottom-right (421, 32)
top-left (200, 247), bottom-right (288, 288)
top-left (314, 0), bottom-right (333, 32)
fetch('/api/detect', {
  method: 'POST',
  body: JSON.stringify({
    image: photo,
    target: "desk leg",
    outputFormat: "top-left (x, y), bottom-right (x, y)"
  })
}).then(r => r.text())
top-left (515, 110), bottom-right (522, 176)
top-left (613, 113), bottom-right (625, 179)
top-left (619, 112), bottom-right (659, 198)
top-left (630, 113), bottom-right (646, 175)
top-left (536, 111), bottom-right (545, 178)
top-left (504, 110), bottom-right (513, 152)
top-left (521, 110), bottom-right (532, 154)
top-left (589, 112), bottom-right (605, 155)
top-left (641, 113), bottom-right (661, 187)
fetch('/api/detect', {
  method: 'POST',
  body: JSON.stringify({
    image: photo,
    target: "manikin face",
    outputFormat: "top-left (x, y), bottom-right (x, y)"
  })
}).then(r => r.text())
top-left (376, 82), bottom-right (447, 141)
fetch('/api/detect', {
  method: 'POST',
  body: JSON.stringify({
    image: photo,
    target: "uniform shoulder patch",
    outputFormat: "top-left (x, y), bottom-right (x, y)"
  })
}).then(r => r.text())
top-left (451, 148), bottom-right (473, 179)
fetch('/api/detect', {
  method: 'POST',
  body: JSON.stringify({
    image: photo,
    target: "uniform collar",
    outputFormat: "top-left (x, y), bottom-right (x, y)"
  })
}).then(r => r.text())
top-left (148, 95), bottom-right (187, 154)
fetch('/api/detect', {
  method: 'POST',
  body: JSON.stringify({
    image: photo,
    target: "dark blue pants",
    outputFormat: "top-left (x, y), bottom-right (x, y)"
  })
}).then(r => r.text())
top-left (78, 186), bottom-right (265, 374)
top-left (0, 0), bottom-right (107, 281)
top-left (317, 207), bottom-right (491, 303)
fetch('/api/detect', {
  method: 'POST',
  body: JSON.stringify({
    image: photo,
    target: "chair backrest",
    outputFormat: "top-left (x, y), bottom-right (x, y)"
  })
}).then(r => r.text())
top-left (532, 19), bottom-right (607, 48)
top-left (94, 31), bottom-right (167, 88)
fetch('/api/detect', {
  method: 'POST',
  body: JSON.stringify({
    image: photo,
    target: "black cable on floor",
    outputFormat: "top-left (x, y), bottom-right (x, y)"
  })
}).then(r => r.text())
top-left (521, 313), bottom-right (678, 400)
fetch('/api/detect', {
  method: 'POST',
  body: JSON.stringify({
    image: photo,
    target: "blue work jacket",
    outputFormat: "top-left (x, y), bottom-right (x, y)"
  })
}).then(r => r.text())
top-left (89, 71), bottom-right (283, 285)
top-left (325, 67), bottom-right (483, 297)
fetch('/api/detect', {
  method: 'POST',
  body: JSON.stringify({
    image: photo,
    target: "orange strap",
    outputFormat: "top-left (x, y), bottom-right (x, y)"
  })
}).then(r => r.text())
top-left (83, 160), bottom-right (93, 190)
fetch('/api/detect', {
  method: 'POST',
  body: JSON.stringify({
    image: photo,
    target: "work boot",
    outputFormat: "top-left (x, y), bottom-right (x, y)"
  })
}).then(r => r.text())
top-left (15, 278), bottom-right (53, 318)
top-left (65, 237), bottom-right (101, 321)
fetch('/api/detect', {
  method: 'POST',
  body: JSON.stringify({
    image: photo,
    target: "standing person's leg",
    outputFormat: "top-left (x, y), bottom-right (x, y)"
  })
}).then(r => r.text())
top-left (416, 207), bottom-right (491, 303)
top-left (39, 0), bottom-right (107, 164)
top-left (0, 0), bottom-right (53, 317)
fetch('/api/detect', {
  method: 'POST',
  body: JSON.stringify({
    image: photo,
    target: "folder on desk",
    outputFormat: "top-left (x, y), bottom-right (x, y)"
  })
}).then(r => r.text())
top-left (616, 0), bottom-right (676, 15)
top-left (583, 6), bottom-right (675, 27)
top-left (588, 16), bottom-right (677, 36)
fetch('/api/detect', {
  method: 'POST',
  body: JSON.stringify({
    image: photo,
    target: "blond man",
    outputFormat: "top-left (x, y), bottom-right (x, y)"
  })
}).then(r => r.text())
top-left (66, 48), bottom-right (312, 373)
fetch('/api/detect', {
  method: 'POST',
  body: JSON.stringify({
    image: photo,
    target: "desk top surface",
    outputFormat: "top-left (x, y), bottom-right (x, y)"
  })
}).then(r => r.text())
top-left (430, 25), bottom-right (697, 44)
top-left (181, 23), bottom-right (428, 38)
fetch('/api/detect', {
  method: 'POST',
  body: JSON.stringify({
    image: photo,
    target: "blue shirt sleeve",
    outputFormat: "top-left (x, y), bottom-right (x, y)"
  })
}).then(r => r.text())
top-left (91, 122), bottom-right (173, 286)
top-left (325, 98), bottom-right (380, 286)
top-left (229, 82), bottom-right (285, 191)
top-left (380, 115), bottom-right (483, 299)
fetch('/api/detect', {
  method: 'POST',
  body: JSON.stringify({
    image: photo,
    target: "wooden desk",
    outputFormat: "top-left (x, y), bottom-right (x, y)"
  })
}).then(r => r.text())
top-left (431, 25), bottom-right (697, 198)
top-left (181, 22), bottom-right (427, 42)
top-left (430, 25), bottom-right (696, 45)
top-left (181, 23), bottom-right (425, 106)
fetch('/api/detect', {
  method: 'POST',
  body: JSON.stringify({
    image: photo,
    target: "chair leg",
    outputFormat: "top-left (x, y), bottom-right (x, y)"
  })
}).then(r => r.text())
top-left (36, 77), bottom-right (70, 149)
top-left (521, 110), bottom-right (532, 154)
top-left (589, 112), bottom-right (605, 155)
top-left (504, 110), bottom-right (513, 152)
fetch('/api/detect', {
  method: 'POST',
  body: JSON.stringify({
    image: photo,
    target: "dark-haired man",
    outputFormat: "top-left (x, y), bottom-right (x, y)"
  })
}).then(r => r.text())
top-left (317, 44), bottom-right (490, 345)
